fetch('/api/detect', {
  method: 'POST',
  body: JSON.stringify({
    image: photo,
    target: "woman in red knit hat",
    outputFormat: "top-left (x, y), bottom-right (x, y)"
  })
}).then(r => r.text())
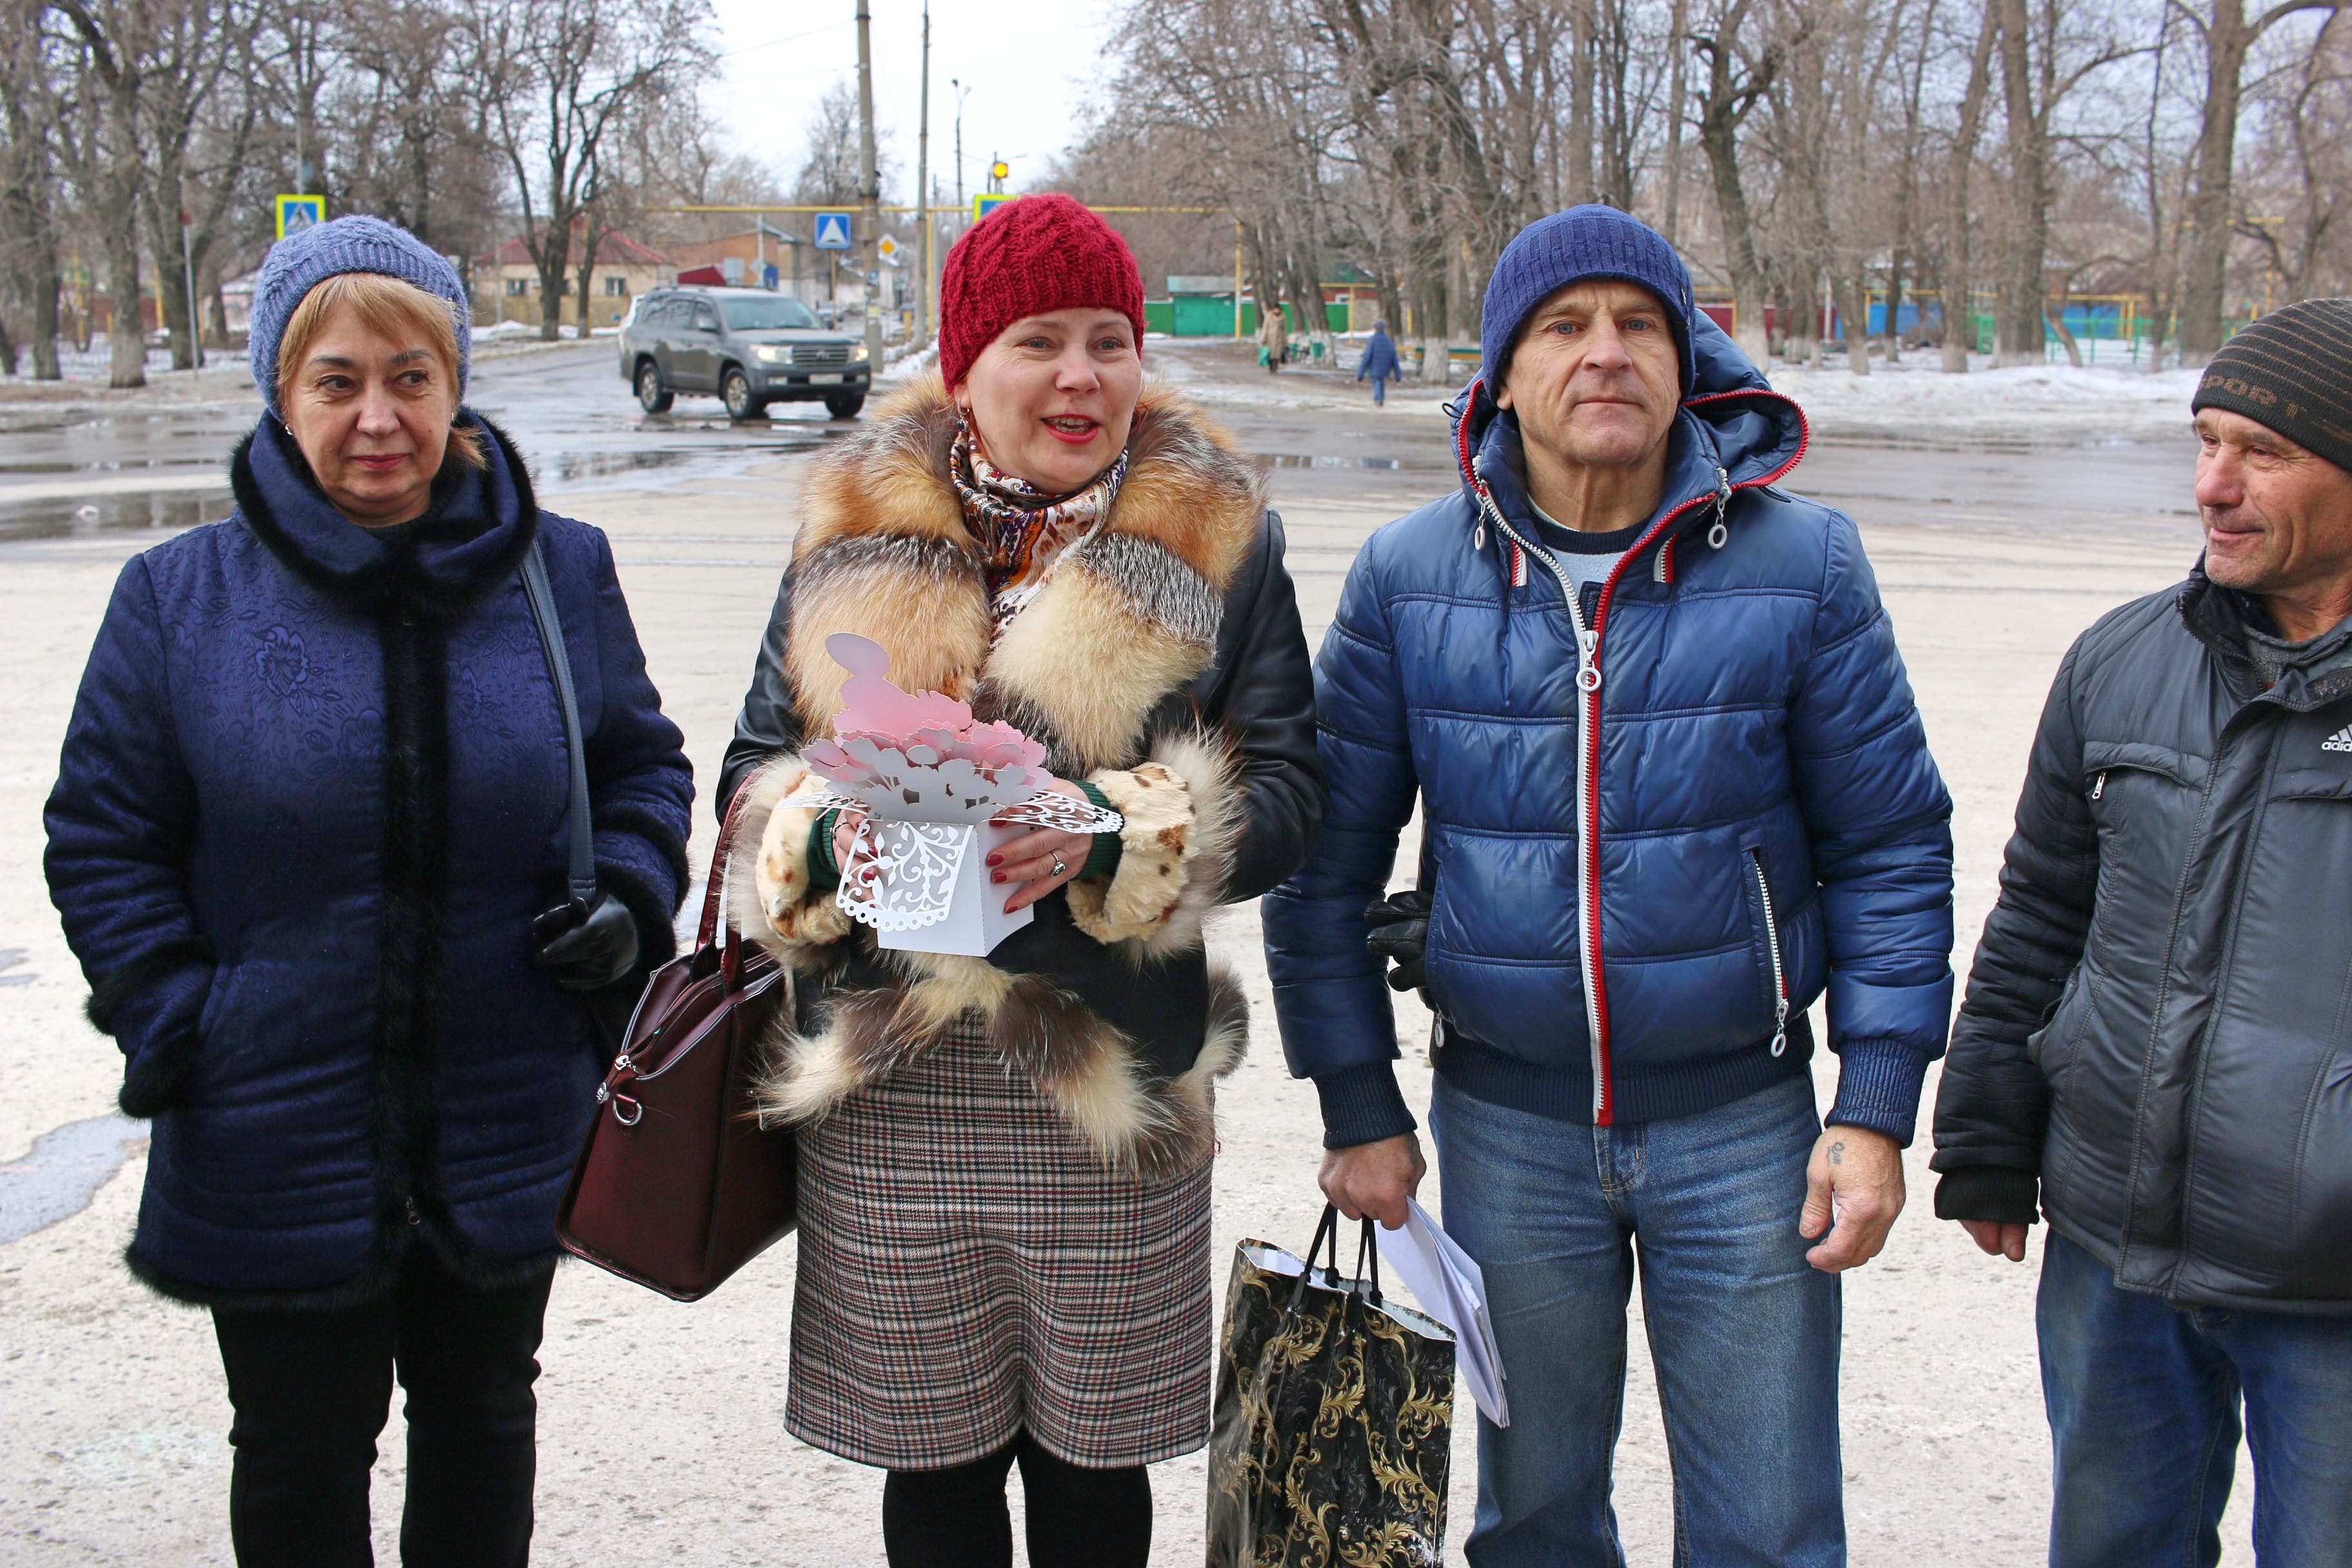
top-left (715, 194), bottom-right (1321, 1564)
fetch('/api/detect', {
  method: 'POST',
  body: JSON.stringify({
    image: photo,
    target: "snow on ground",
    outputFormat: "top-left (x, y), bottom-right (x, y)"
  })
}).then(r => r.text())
top-left (1765, 353), bottom-right (2203, 447)
top-left (1148, 338), bottom-right (2206, 448)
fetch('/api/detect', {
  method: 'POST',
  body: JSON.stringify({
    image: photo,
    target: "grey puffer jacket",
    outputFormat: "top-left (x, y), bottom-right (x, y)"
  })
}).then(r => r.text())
top-left (1934, 567), bottom-right (2352, 1314)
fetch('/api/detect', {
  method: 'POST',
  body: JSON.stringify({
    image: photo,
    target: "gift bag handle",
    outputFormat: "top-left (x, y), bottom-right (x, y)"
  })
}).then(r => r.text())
top-left (1287, 1202), bottom-right (1385, 1314)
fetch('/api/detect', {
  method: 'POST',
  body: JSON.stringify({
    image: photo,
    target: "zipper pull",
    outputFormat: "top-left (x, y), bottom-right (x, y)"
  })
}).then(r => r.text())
top-left (2092, 772), bottom-right (2106, 801)
top-left (1475, 516), bottom-right (1487, 551)
top-left (1707, 466), bottom-right (1732, 549)
top-left (404, 1197), bottom-right (421, 1227)
top-left (1471, 458), bottom-right (1489, 549)
top-left (1575, 629), bottom-right (1602, 692)
top-left (1770, 998), bottom-right (1790, 1057)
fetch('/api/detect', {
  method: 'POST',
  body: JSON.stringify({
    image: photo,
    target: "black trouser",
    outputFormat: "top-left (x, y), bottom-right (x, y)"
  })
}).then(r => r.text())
top-left (881, 1431), bottom-right (1152, 1568)
top-left (210, 1246), bottom-right (554, 1568)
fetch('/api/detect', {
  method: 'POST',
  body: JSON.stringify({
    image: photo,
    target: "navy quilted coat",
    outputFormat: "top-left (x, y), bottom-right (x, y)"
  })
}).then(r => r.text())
top-left (44, 416), bottom-right (693, 1307)
top-left (1263, 317), bottom-right (1954, 1146)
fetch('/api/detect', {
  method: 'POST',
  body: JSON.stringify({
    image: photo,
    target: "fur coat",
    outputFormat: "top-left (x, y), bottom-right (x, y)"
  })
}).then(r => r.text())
top-left (721, 377), bottom-right (1321, 1176)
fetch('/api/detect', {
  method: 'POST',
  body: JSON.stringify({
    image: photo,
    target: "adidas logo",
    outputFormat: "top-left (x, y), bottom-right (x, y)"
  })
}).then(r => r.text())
top-left (2325, 725), bottom-right (2352, 753)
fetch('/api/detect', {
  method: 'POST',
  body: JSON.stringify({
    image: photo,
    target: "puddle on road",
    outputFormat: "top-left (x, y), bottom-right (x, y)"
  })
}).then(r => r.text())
top-left (0, 1112), bottom-right (146, 1247)
top-left (0, 489), bottom-right (233, 542)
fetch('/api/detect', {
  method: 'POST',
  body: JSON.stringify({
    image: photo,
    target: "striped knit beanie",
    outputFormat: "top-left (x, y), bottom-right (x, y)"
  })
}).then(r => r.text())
top-left (1480, 205), bottom-right (1696, 395)
top-left (2191, 299), bottom-right (2352, 473)
top-left (250, 214), bottom-right (471, 419)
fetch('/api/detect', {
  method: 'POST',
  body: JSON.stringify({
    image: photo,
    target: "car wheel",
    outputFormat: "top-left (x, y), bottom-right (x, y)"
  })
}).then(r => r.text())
top-left (824, 391), bottom-right (866, 420)
top-left (722, 368), bottom-right (765, 421)
top-left (635, 361), bottom-right (672, 413)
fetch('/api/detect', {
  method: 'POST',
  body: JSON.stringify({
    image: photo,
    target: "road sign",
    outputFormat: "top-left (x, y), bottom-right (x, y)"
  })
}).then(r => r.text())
top-left (876, 235), bottom-right (901, 266)
top-left (275, 194), bottom-right (324, 239)
top-left (974, 193), bottom-right (1017, 224)
top-left (813, 211), bottom-right (854, 250)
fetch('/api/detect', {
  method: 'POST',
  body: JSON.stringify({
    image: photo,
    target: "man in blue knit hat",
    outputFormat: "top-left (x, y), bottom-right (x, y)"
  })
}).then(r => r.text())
top-left (1264, 206), bottom-right (1954, 1563)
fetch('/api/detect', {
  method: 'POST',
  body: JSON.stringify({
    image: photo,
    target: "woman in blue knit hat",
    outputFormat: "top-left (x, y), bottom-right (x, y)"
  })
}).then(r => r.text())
top-left (44, 214), bottom-right (694, 1566)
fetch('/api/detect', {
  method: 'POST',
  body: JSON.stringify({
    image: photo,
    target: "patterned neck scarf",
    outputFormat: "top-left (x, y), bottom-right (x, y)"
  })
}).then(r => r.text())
top-left (950, 413), bottom-right (1128, 635)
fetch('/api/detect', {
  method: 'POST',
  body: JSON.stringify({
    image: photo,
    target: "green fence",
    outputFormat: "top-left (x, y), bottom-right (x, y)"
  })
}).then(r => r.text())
top-left (1144, 299), bottom-right (1354, 337)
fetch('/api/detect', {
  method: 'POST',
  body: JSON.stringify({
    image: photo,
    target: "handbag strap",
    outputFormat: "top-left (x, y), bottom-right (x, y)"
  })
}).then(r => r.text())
top-left (520, 540), bottom-right (598, 908)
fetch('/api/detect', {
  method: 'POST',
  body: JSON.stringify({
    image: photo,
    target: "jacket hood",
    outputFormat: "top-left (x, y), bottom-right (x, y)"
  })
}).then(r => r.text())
top-left (231, 410), bottom-right (539, 618)
top-left (1451, 309), bottom-right (1808, 549)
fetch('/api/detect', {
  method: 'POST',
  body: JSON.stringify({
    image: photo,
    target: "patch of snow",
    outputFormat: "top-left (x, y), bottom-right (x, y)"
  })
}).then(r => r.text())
top-left (1763, 355), bottom-right (2202, 446)
top-left (471, 320), bottom-right (538, 342)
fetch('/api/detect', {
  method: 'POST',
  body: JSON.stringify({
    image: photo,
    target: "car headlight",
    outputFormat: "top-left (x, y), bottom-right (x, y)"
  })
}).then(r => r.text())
top-left (754, 344), bottom-right (784, 363)
top-left (850, 341), bottom-right (870, 362)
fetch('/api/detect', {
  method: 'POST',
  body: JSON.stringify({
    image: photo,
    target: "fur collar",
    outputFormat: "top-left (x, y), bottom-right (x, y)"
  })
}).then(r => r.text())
top-left (781, 375), bottom-right (1266, 774)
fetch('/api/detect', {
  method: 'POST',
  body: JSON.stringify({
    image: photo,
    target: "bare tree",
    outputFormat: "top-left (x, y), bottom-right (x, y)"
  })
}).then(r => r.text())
top-left (1692, 0), bottom-right (1780, 361)
top-left (465, 0), bottom-right (712, 340)
top-left (1941, 0), bottom-right (1998, 370)
top-left (2176, 0), bottom-right (2343, 360)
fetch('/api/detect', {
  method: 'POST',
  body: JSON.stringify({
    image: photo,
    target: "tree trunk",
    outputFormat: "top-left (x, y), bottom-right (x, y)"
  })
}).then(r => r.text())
top-left (1696, 24), bottom-right (1772, 365)
top-left (32, 264), bottom-right (61, 378)
top-left (1943, 2), bottom-right (1997, 372)
top-left (536, 223), bottom-right (569, 341)
top-left (1993, 0), bottom-right (2047, 368)
top-left (1841, 270), bottom-right (1871, 375)
top-left (1569, 0), bottom-right (1596, 203)
top-left (1663, 0), bottom-right (1691, 241)
top-left (2179, 0), bottom-right (2254, 362)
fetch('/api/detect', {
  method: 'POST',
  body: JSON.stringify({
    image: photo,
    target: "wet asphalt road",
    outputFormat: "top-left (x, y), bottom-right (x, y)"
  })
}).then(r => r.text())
top-left (0, 338), bottom-right (2197, 547)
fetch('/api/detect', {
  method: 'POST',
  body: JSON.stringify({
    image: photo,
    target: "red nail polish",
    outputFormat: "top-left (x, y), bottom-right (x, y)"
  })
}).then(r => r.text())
top-left (985, 854), bottom-right (1001, 866)
top-left (991, 872), bottom-right (1004, 883)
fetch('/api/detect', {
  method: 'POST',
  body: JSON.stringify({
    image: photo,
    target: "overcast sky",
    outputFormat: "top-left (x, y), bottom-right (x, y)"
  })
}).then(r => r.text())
top-left (700, 1), bottom-right (1117, 205)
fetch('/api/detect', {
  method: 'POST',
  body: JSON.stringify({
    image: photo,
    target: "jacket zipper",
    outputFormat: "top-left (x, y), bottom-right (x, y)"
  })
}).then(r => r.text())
top-left (1456, 384), bottom-right (1806, 1124)
top-left (2092, 772), bottom-right (2106, 801)
top-left (1749, 848), bottom-right (1790, 1057)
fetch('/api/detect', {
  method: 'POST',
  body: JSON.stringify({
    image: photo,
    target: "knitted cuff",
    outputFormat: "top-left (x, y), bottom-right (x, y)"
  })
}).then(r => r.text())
top-left (1076, 780), bottom-right (1123, 881)
top-left (807, 809), bottom-right (842, 894)
top-left (1824, 1039), bottom-right (1932, 1148)
top-left (1314, 1062), bottom-right (1418, 1150)
top-left (1934, 1168), bottom-right (2042, 1226)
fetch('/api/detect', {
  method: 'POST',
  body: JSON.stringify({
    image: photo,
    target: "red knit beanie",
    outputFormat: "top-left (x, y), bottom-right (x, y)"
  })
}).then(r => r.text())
top-left (937, 194), bottom-right (1145, 389)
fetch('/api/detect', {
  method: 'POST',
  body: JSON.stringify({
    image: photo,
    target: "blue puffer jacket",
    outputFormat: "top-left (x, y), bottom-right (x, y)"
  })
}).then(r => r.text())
top-left (1264, 317), bottom-right (1954, 1147)
top-left (44, 416), bottom-right (694, 1307)
top-left (1358, 329), bottom-right (1402, 383)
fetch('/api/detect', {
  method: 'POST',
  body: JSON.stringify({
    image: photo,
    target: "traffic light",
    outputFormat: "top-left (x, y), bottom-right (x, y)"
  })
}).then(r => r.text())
top-left (990, 161), bottom-right (1010, 182)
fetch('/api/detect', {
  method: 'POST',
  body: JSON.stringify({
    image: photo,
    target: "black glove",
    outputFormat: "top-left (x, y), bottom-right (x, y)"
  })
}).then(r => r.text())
top-left (531, 892), bottom-right (642, 992)
top-left (1364, 888), bottom-right (1432, 994)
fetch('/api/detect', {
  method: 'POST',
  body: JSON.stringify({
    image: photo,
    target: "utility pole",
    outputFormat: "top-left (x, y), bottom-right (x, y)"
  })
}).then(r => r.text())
top-left (952, 77), bottom-right (968, 211)
top-left (856, 0), bottom-right (883, 368)
top-left (916, 1), bottom-right (931, 346)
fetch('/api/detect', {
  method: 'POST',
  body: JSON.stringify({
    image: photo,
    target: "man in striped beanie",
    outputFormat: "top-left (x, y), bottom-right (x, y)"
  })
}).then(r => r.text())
top-left (1934, 297), bottom-right (2352, 1566)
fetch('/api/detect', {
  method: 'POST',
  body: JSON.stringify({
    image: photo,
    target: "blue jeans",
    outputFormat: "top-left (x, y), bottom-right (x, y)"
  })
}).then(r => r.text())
top-left (1429, 1072), bottom-right (1843, 1568)
top-left (2039, 1229), bottom-right (2352, 1567)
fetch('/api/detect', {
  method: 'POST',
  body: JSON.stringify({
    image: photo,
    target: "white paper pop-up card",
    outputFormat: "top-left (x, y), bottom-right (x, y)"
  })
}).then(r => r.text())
top-left (782, 634), bottom-right (1123, 957)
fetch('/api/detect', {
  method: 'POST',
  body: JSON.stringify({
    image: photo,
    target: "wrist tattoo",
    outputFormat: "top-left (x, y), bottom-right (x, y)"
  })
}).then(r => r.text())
top-left (1827, 1139), bottom-right (1847, 1166)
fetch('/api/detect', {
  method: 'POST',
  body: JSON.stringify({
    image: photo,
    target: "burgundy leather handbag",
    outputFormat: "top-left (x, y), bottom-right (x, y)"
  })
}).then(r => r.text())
top-left (556, 789), bottom-right (798, 1300)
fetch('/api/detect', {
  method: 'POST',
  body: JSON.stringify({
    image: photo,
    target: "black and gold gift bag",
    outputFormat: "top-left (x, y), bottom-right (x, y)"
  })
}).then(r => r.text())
top-left (1206, 1206), bottom-right (1455, 1567)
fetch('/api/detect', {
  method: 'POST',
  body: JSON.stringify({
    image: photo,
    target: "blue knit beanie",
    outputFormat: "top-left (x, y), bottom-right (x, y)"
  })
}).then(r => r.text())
top-left (250, 214), bottom-right (471, 418)
top-left (1480, 205), bottom-right (1696, 396)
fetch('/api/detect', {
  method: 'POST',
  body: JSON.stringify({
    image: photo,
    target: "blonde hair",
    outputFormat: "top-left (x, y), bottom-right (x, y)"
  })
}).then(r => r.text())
top-left (275, 271), bottom-right (485, 469)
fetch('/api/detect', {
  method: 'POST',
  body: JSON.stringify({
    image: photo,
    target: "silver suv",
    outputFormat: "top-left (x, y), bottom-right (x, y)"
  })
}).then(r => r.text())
top-left (620, 287), bottom-right (870, 420)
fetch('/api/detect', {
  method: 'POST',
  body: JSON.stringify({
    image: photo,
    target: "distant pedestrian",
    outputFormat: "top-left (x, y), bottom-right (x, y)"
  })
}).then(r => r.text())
top-left (716, 192), bottom-right (1319, 1568)
top-left (44, 215), bottom-right (694, 1567)
top-left (1258, 295), bottom-right (1288, 371)
top-left (1264, 204), bottom-right (1954, 1564)
top-left (1934, 297), bottom-right (2352, 1567)
top-left (1358, 317), bottom-right (1402, 405)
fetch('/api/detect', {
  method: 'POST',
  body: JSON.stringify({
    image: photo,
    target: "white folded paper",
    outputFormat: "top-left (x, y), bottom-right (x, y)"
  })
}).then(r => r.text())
top-left (1376, 1197), bottom-right (1510, 1427)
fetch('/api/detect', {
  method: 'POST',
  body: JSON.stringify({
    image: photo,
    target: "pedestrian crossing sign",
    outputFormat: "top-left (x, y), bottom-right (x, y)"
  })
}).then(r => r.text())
top-left (974, 193), bottom-right (1017, 224)
top-left (275, 195), bottom-right (325, 239)
top-left (813, 211), bottom-right (854, 250)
